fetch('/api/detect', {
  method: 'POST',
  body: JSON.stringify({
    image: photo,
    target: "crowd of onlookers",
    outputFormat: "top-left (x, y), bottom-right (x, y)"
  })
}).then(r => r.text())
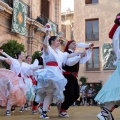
top-left (74, 86), bottom-right (98, 106)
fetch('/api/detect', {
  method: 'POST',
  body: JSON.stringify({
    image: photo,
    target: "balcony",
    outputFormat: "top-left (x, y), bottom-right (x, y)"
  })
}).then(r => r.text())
top-left (1, 0), bottom-right (30, 17)
top-left (36, 15), bottom-right (58, 34)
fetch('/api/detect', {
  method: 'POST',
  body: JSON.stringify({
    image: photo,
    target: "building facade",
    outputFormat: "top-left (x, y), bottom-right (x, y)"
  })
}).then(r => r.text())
top-left (74, 0), bottom-right (120, 84)
top-left (0, 0), bottom-right (63, 56)
top-left (61, 9), bottom-right (74, 40)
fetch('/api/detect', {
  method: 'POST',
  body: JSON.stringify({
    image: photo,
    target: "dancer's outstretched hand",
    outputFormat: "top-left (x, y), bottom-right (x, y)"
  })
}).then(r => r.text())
top-left (0, 49), bottom-right (3, 54)
top-left (89, 43), bottom-right (94, 49)
top-left (81, 51), bottom-right (86, 58)
top-left (4, 58), bottom-right (12, 65)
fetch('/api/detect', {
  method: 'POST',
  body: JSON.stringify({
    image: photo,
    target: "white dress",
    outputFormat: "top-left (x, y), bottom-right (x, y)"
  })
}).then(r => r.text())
top-left (95, 26), bottom-right (120, 104)
top-left (10, 58), bottom-right (38, 101)
top-left (2, 53), bottom-right (38, 101)
top-left (35, 46), bottom-right (68, 103)
top-left (0, 56), bottom-right (26, 106)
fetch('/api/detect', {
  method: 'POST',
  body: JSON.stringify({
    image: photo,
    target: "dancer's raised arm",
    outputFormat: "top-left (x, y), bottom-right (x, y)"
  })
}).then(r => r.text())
top-left (0, 56), bottom-right (11, 65)
top-left (0, 56), bottom-right (6, 61)
top-left (0, 49), bottom-right (13, 60)
top-left (43, 31), bottom-right (50, 52)
top-left (65, 51), bottom-right (86, 66)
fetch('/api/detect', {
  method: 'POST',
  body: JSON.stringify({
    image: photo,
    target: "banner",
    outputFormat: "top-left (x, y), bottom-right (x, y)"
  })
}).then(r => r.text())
top-left (48, 20), bottom-right (58, 36)
top-left (12, 0), bottom-right (27, 35)
top-left (102, 43), bottom-right (116, 70)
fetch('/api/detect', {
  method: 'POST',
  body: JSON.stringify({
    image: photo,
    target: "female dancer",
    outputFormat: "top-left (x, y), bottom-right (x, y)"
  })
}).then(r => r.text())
top-left (0, 56), bottom-right (27, 116)
top-left (95, 13), bottom-right (120, 120)
top-left (0, 50), bottom-right (40, 113)
top-left (24, 55), bottom-right (37, 110)
top-left (34, 31), bottom-right (84, 119)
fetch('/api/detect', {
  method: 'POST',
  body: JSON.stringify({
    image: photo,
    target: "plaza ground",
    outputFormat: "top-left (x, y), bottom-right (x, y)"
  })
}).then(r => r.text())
top-left (0, 106), bottom-right (120, 120)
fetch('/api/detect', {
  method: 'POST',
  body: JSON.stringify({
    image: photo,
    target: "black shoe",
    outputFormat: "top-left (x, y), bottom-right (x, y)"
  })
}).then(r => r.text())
top-left (6, 110), bottom-right (11, 116)
top-left (32, 110), bottom-right (38, 115)
top-left (11, 105), bottom-right (15, 113)
top-left (40, 111), bottom-right (49, 119)
top-left (19, 107), bottom-right (25, 112)
top-left (24, 103), bottom-right (28, 110)
top-left (103, 108), bottom-right (114, 120)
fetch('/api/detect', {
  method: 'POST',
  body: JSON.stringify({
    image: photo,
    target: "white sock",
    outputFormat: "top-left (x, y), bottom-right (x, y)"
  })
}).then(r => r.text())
top-left (43, 93), bottom-right (53, 111)
top-left (6, 100), bottom-right (11, 111)
top-left (104, 102), bottom-right (115, 110)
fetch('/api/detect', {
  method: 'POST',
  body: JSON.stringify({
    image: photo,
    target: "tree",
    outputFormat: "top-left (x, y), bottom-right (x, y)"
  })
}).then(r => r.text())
top-left (79, 76), bottom-right (88, 85)
top-left (32, 51), bottom-right (42, 63)
top-left (0, 40), bottom-right (25, 69)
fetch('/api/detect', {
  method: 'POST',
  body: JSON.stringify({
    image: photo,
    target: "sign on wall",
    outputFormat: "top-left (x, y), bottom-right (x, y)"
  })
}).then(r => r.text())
top-left (102, 43), bottom-right (116, 70)
top-left (12, 0), bottom-right (27, 35)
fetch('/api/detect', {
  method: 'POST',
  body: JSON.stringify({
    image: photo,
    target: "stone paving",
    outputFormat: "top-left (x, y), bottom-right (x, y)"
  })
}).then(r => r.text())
top-left (0, 106), bottom-right (120, 120)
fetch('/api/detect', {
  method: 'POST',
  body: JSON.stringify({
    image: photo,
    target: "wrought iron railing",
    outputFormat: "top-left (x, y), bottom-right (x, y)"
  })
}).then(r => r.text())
top-left (41, 14), bottom-right (48, 26)
top-left (35, 15), bottom-right (58, 34)
top-left (86, 32), bottom-right (99, 41)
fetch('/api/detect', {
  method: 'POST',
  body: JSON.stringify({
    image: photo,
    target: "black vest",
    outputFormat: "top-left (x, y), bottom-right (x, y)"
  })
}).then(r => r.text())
top-left (62, 50), bottom-right (79, 73)
top-left (37, 56), bottom-right (43, 65)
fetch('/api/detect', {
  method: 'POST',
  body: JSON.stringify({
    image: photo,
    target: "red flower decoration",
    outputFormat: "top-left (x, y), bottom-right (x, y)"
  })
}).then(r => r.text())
top-left (46, 24), bottom-right (50, 28)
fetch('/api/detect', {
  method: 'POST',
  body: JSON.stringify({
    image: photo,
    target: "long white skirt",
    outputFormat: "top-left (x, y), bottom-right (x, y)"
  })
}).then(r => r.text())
top-left (24, 77), bottom-right (35, 101)
top-left (34, 66), bottom-right (67, 103)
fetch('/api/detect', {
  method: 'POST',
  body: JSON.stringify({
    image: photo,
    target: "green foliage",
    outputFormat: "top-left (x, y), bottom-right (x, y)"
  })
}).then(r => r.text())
top-left (32, 51), bottom-right (42, 63)
top-left (94, 83), bottom-right (102, 92)
top-left (79, 76), bottom-right (88, 85)
top-left (0, 40), bottom-right (25, 69)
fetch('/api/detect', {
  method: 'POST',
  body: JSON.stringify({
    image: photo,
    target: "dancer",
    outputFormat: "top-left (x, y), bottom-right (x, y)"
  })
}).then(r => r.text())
top-left (26, 55), bottom-right (32, 64)
top-left (32, 24), bottom-right (55, 115)
top-left (24, 55), bottom-right (37, 110)
top-left (0, 50), bottom-right (40, 113)
top-left (32, 55), bottom-right (44, 114)
top-left (59, 40), bottom-right (93, 117)
top-left (0, 56), bottom-right (26, 116)
top-left (95, 13), bottom-right (120, 120)
top-left (34, 31), bottom-right (83, 119)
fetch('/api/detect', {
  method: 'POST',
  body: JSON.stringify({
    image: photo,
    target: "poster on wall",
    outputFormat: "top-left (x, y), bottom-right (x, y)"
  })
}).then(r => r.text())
top-left (12, 0), bottom-right (27, 35)
top-left (102, 43), bottom-right (116, 70)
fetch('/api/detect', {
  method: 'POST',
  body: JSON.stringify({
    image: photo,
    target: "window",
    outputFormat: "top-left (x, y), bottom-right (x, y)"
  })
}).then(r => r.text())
top-left (86, 19), bottom-right (99, 41)
top-left (61, 25), bottom-right (66, 38)
top-left (86, 48), bottom-right (100, 71)
top-left (85, 0), bottom-right (98, 4)
top-left (41, 0), bottom-right (50, 25)
top-left (62, 16), bottom-right (66, 22)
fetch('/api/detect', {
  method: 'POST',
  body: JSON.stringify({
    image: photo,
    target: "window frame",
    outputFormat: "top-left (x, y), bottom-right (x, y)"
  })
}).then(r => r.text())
top-left (85, 0), bottom-right (98, 4)
top-left (41, 0), bottom-right (50, 19)
top-left (86, 47), bottom-right (100, 71)
top-left (85, 18), bottom-right (99, 41)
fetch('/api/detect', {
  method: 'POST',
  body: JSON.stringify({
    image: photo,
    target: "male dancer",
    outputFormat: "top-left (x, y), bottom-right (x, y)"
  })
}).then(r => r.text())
top-left (59, 40), bottom-right (92, 117)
